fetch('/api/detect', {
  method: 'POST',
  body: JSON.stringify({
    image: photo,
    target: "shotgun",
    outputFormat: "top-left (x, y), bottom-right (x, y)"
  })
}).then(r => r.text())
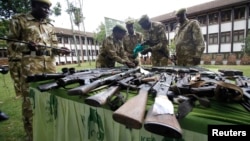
top-left (67, 68), bottom-right (140, 96)
top-left (144, 73), bottom-right (182, 138)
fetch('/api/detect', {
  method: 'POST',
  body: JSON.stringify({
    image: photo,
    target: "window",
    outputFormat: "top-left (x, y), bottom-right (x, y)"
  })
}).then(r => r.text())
top-left (71, 50), bottom-right (76, 56)
top-left (220, 32), bottom-right (230, 43)
top-left (221, 10), bottom-right (231, 22)
top-left (58, 37), bottom-right (62, 43)
top-left (209, 13), bottom-right (218, 24)
top-left (233, 30), bottom-right (244, 42)
top-left (64, 37), bottom-right (69, 44)
top-left (209, 33), bottom-right (218, 44)
top-left (170, 22), bottom-right (177, 32)
top-left (249, 5), bottom-right (250, 18)
top-left (203, 35), bottom-right (207, 42)
top-left (198, 15), bottom-right (207, 26)
top-left (69, 37), bottom-right (74, 44)
top-left (234, 7), bottom-right (245, 20)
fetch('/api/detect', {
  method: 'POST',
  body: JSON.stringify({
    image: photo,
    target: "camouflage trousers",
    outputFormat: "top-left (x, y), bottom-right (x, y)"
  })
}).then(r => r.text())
top-left (9, 61), bottom-right (22, 97)
top-left (177, 56), bottom-right (195, 66)
top-left (21, 56), bottom-right (56, 141)
top-left (151, 56), bottom-right (169, 66)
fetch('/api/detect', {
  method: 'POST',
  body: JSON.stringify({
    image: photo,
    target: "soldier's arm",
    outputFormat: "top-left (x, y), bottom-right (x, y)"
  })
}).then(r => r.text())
top-left (7, 16), bottom-right (27, 53)
top-left (150, 24), bottom-right (168, 52)
top-left (192, 20), bottom-right (205, 58)
top-left (103, 39), bottom-right (128, 64)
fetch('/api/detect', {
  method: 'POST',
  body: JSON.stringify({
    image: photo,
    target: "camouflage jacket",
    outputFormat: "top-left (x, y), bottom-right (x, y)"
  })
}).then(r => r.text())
top-left (142, 21), bottom-right (169, 57)
top-left (7, 12), bottom-right (59, 60)
top-left (96, 34), bottom-right (129, 68)
top-left (123, 31), bottom-right (143, 58)
top-left (174, 19), bottom-right (205, 59)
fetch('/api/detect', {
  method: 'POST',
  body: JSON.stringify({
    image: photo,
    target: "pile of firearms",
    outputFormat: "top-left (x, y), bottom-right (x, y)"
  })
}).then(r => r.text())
top-left (27, 66), bottom-right (250, 138)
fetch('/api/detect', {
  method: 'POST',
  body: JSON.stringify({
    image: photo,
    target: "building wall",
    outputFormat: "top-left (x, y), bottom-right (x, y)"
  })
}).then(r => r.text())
top-left (55, 34), bottom-right (100, 65)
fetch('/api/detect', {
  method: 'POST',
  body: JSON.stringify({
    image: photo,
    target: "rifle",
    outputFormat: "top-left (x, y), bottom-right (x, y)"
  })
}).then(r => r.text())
top-left (144, 73), bottom-right (182, 138)
top-left (235, 76), bottom-right (250, 111)
top-left (112, 82), bottom-right (156, 129)
top-left (37, 69), bottom-right (122, 92)
top-left (26, 67), bottom-right (73, 83)
top-left (0, 36), bottom-right (69, 52)
top-left (84, 75), bottom-right (138, 107)
top-left (67, 68), bottom-right (140, 96)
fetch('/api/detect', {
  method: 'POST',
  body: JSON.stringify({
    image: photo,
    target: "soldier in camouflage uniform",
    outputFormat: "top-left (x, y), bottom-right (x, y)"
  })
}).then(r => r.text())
top-left (123, 18), bottom-right (143, 66)
top-left (96, 24), bottom-right (135, 68)
top-left (138, 15), bottom-right (169, 66)
top-left (7, 0), bottom-right (69, 140)
top-left (174, 8), bottom-right (205, 66)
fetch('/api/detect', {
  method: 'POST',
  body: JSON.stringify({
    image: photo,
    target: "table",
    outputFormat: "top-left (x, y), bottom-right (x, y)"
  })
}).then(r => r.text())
top-left (30, 81), bottom-right (250, 141)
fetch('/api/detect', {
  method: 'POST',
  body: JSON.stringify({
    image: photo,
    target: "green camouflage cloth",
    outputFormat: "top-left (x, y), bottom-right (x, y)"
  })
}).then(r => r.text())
top-left (7, 37), bottom-right (22, 97)
top-left (174, 19), bottom-right (205, 66)
top-left (142, 21), bottom-right (169, 66)
top-left (8, 61), bottom-right (22, 97)
top-left (7, 12), bottom-right (58, 140)
top-left (123, 31), bottom-right (143, 65)
top-left (96, 34), bottom-right (130, 68)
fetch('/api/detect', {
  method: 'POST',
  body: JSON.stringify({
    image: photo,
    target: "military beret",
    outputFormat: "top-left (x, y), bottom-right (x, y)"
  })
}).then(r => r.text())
top-left (125, 18), bottom-right (135, 25)
top-left (138, 15), bottom-right (149, 24)
top-left (113, 24), bottom-right (127, 33)
top-left (175, 8), bottom-right (187, 15)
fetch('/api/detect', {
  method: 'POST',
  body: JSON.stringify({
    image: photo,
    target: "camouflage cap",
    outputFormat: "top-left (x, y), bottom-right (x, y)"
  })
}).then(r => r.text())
top-left (113, 24), bottom-right (127, 33)
top-left (138, 14), bottom-right (149, 24)
top-left (175, 8), bottom-right (187, 15)
top-left (125, 18), bottom-right (135, 25)
top-left (32, 0), bottom-right (52, 6)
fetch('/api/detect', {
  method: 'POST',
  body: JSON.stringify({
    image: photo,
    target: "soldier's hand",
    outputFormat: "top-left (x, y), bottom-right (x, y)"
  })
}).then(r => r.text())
top-left (193, 57), bottom-right (201, 65)
top-left (125, 61), bottom-right (135, 68)
top-left (171, 55), bottom-right (177, 61)
top-left (141, 40), bottom-right (149, 46)
top-left (140, 48), bottom-right (152, 55)
top-left (59, 47), bottom-right (71, 55)
top-left (28, 41), bottom-right (37, 51)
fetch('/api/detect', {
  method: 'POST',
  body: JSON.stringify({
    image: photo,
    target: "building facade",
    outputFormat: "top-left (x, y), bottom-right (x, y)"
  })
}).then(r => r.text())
top-left (151, 0), bottom-right (250, 65)
top-left (54, 27), bottom-right (99, 65)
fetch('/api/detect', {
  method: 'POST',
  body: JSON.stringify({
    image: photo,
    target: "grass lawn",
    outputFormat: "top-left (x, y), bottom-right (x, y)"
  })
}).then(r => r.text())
top-left (0, 62), bottom-right (249, 140)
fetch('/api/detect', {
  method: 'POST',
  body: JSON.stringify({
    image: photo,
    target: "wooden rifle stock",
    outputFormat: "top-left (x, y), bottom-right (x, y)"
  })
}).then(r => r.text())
top-left (112, 83), bottom-right (153, 129)
top-left (85, 76), bottom-right (136, 107)
top-left (144, 73), bottom-right (182, 138)
top-left (85, 86), bottom-right (120, 107)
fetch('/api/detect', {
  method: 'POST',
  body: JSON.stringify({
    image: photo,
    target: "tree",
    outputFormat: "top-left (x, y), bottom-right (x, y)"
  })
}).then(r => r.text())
top-left (0, 0), bottom-right (30, 19)
top-left (94, 22), bottom-right (106, 45)
top-left (242, 33), bottom-right (250, 56)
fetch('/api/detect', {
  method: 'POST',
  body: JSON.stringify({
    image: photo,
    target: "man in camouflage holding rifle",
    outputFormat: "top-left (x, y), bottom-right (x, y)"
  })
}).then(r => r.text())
top-left (174, 8), bottom-right (205, 66)
top-left (7, 0), bottom-right (70, 140)
top-left (138, 14), bottom-right (170, 66)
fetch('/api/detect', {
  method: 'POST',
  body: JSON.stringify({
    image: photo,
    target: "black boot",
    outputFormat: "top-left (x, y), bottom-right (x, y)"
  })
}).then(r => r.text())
top-left (0, 111), bottom-right (9, 121)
